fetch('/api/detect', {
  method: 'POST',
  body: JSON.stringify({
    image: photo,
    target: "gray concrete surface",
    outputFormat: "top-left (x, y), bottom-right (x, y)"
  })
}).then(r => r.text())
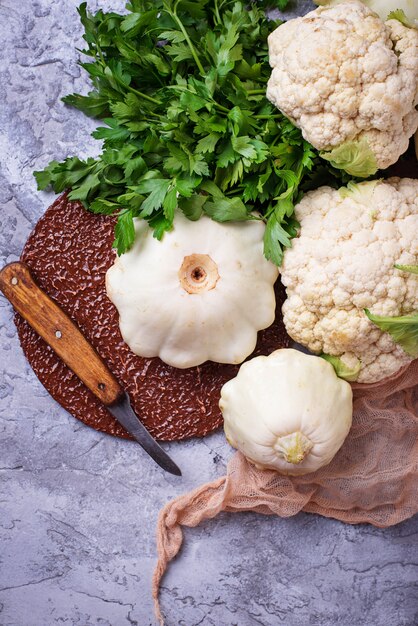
top-left (0, 1), bottom-right (417, 625)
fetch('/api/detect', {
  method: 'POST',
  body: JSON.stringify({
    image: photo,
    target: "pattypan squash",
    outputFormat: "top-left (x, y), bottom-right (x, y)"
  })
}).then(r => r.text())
top-left (220, 349), bottom-right (353, 475)
top-left (106, 213), bottom-right (278, 368)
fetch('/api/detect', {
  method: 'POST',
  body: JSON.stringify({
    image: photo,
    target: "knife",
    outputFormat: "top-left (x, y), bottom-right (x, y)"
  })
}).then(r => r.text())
top-left (0, 261), bottom-right (181, 476)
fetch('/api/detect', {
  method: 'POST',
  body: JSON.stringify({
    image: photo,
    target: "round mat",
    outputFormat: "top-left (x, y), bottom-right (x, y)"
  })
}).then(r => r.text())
top-left (16, 193), bottom-right (290, 441)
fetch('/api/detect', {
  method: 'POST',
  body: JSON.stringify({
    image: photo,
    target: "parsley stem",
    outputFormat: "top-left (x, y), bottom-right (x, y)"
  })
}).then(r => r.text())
top-left (214, 102), bottom-right (229, 114)
top-left (213, 0), bottom-right (221, 24)
top-left (169, 9), bottom-right (205, 75)
top-left (254, 114), bottom-right (282, 120)
top-left (247, 89), bottom-right (266, 95)
top-left (125, 84), bottom-right (161, 106)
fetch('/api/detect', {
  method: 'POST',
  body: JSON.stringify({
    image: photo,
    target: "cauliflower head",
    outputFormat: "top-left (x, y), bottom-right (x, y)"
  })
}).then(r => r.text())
top-left (280, 178), bottom-right (418, 383)
top-left (266, 0), bottom-right (418, 176)
top-left (314, 0), bottom-right (418, 26)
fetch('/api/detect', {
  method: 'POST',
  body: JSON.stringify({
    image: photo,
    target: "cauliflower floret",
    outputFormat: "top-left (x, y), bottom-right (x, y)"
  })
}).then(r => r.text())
top-left (281, 178), bottom-right (418, 383)
top-left (266, 1), bottom-right (418, 175)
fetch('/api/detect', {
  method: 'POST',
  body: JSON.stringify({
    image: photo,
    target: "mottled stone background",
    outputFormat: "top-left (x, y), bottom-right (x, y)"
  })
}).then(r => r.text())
top-left (0, 1), bottom-right (417, 625)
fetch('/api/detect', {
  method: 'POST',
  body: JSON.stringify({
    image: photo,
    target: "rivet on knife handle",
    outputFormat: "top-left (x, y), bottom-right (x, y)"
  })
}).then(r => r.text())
top-left (0, 262), bottom-right (123, 406)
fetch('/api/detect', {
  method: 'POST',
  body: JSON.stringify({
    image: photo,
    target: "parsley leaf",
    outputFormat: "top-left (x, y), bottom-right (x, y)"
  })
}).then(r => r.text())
top-left (204, 196), bottom-right (249, 222)
top-left (114, 210), bottom-right (135, 255)
top-left (34, 0), bottom-right (345, 261)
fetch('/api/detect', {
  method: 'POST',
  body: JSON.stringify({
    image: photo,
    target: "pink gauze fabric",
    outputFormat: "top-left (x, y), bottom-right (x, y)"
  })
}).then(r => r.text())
top-left (152, 360), bottom-right (418, 624)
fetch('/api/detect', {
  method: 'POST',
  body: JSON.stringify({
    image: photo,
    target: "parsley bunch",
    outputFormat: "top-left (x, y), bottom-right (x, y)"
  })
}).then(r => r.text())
top-left (35, 0), bottom-right (342, 263)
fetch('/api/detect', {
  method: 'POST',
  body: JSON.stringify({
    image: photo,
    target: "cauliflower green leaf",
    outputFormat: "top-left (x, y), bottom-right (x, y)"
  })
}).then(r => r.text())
top-left (387, 9), bottom-right (417, 28)
top-left (339, 180), bottom-right (380, 205)
top-left (394, 264), bottom-right (418, 274)
top-left (320, 139), bottom-right (378, 178)
top-left (321, 354), bottom-right (361, 382)
top-left (365, 309), bottom-right (418, 358)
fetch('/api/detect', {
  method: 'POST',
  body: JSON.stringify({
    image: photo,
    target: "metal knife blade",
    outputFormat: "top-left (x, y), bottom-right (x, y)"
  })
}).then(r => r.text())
top-left (289, 340), bottom-right (314, 355)
top-left (0, 261), bottom-right (181, 476)
top-left (109, 393), bottom-right (181, 476)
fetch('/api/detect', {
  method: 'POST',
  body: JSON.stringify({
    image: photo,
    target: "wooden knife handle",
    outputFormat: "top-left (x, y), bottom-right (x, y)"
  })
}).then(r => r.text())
top-left (0, 261), bottom-right (123, 406)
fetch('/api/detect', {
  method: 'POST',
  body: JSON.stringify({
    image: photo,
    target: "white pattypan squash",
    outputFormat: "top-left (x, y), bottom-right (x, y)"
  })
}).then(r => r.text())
top-left (106, 213), bottom-right (278, 368)
top-left (220, 349), bottom-right (353, 475)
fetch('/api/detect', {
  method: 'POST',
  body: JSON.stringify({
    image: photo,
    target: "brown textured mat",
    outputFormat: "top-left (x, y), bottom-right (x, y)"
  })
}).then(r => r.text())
top-left (16, 193), bottom-right (290, 441)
